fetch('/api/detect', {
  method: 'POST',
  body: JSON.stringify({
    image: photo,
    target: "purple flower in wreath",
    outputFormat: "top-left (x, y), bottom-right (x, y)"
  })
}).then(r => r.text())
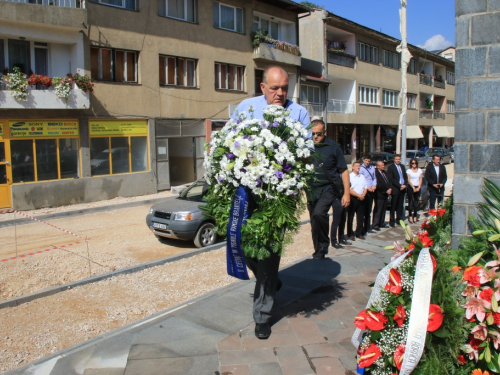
top-left (234, 141), bottom-right (240, 148)
top-left (240, 168), bottom-right (247, 173)
top-left (236, 119), bottom-right (242, 124)
top-left (261, 120), bottom-right (268, 129)
top-left (256, 179), bottom-right (262, 187)
top-left (272, 121), bottom-right (279, 127)
top-left (295, 174), bottom-right (301, 179)
top-left (217, 176), bottom-right (224, 182)
top-left (274, 144), bottom-right (280, 149)
top-left (276, 171), bottom-right (284, 179)
top-left (227, 152), bottom-right (235, 159)
top-left (283, 164), bottom-right (292, 172)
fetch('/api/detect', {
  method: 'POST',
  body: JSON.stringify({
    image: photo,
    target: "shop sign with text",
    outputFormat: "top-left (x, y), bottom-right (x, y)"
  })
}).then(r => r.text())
top-left (89, 120), bottom-right (148, 136)
top-left (9, 120), bottom-right (79, 137)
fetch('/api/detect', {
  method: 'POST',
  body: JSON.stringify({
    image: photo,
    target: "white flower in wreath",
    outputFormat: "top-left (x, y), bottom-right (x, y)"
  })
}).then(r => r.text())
top-left (296, 138), bottom-right (305, 147)
top-left (305, 139), bottom-right (314, 148)
top-left (278, 143), bottom-right (288, 153)
top-left (306, 164), bottom-right (314, 171)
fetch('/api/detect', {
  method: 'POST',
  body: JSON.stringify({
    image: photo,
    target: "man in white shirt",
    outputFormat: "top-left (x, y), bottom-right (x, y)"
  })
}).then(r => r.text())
top-left (359, 155), bottom-right (377, 236)
top-left (347, 162), bottom-right (368, 240)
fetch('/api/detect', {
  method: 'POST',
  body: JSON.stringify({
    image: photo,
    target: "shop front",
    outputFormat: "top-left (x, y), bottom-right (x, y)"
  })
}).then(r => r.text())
top-left (1, 118), bottom-right (155, 210)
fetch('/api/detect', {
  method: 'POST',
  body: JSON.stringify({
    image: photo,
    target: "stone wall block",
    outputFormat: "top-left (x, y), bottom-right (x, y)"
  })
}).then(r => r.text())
top-left (456, 0), bottom-right (487, 16)
top-left (470, 81), bottom-right (500, 109)
top-left (453, 175), bottom-right (484, 205)
top-left (455, 112), bottom-right (485, 141)
top-left (469, 144), bottom-right (500, 173)
top-left (491, 0), bottom-right (500, 11)
top-left (454, 143), bottom-right (469, 173)
top-left (452, 205), bottom-right (467, 234)
top-left (489, 45), bottom-right (500, 76)
top-left (472, 13), bottom-right (500, 45)
top-left (456, 16), bottom-right (470, 48)
top-left (456, 48), bottom-right (487, 78)
top-left (487, 112), bottom-right (500, 141)
top-left (455, 81), bottom-right (469, 110)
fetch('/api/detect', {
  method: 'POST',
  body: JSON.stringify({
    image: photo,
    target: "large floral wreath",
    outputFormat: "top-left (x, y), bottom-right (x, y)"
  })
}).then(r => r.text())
top-left (202, 105), bottom-right (314, 260)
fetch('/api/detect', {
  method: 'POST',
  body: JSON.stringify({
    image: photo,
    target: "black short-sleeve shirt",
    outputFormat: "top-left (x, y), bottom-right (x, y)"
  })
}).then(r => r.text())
top-left (311, 138), bottom-right (347, 187)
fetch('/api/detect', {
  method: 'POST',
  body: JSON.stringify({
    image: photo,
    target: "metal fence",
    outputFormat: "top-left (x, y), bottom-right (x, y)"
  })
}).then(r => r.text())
top-left (327, 52), bottom-right (356, 68)
top-left (302, 103), bottom-right (323, 118)
top-left (419, 74), bottom-right (433, 86)
top-left (327, 99), bottom-right (356, 114)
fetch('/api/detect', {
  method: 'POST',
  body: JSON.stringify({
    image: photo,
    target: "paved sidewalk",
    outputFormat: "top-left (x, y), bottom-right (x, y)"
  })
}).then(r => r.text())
top-left (6, 224), bottom-right (407, 375)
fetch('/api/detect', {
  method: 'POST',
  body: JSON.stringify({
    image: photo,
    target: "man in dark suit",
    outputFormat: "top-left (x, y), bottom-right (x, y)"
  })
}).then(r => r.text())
top-left (425, 154), bottom-right (448, 209)
top-left (372, 161), bottom-right (392, 230)
top-left (387, 154), bottom-right (408, 227)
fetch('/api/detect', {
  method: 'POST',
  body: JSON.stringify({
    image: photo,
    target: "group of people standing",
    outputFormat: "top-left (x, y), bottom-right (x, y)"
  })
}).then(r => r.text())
top-left (307, 118), bottom-right (448, 257)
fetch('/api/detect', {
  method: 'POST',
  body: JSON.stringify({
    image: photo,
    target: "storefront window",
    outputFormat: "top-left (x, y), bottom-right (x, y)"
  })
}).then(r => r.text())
top-left (89, 120), bottom-right (149, 177)
top-left (36, 139), bottom-right (58, 181)
top-left (11, 140), bottom-right (35, 183)
top-left (59, 139), bottom-right (79, 179)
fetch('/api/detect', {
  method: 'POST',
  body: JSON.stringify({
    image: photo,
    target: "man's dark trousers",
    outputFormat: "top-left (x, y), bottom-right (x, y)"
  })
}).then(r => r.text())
top-left (363, 191), bottom-right (374, 235)
top-left (429, 188), bottom-right (444, 209)
top-left (245, 251), bottom-right (281, 324)
top-left (373, 196), bottom-right (388, 228)
top-left (348, 197), bottom-right (365, 237)
top-left (389, 189), bottom-right (406, 225)
top-left (330, 198), bottom-right (344, 243)
top-left (308, 186), bottom-right (335, 257)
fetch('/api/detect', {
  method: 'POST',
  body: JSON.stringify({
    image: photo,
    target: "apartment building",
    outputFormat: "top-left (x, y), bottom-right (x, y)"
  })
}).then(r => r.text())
top-left (299, 9), bottom-right (456, 162)
top-left (0, 0), bottom-right (309, 209)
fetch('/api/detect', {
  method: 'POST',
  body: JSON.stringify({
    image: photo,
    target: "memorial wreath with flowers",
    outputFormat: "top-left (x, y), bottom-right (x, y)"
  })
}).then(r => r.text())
top-left (353, 179), bottom-right (500, 375)
top-left (202, 105), bottom-right (314, 279)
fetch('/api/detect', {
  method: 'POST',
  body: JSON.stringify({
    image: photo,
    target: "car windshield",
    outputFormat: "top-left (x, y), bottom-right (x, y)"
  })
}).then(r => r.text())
top-left (426, 148), bottom-right (443, 154)
top-left (178, 180), bottom-right (208, 202)
top-left (406, 152), bottom-right (416, 158)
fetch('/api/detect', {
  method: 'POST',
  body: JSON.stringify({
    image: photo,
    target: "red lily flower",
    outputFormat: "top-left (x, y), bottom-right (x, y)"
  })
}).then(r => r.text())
top-left (365, 310), bottom-right (388, 331)
top-left (354, 309), bottom-right (369, 330)
top-left (457, 355), bottom-right (466, 365)
top-left (429, 208), bottom-right (446, 217)
top-left (394, 304), bottom-right (406, 327)
top-left (385, 269), bottom-right (403, 294)
top-left (417, 232), bottom-right (434, 247)
top-left (408, 242), bottom-right (415, 250)
top-left (394, 344), bottom-right (405, 370)
top-left (357, 343), bottom-right (381, 368)
top-left (469, 336), bottom-right (484, 350)
top-left (427, 304), bottom-right (444, 332)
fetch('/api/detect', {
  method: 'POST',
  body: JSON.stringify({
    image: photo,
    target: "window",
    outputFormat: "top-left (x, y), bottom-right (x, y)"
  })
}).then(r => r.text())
top-left (447, 100), bottom-right (455, 114)
top-left (358, 42), bottom-right (379, 64)
top-left (213, 2), bottom-right (243, 33)
top-left (215, 63), bottom-right (244, 91)
top-left (407, 93), bottom-right (417, 109)
top-left (253, 15), bottom-right (279, 39)
top-left (408, 59), bottom-right (417, 74)
top-left (89, 120), bottom-right (148, 176)
top-left (0, 40), bottom-right (5, 74)
top-left (382, 89), bottom-right (399, 108)
top-left (300, 84), bottom-right (321, 104)
top-left (8, 39), bottom-right (31, 74)
top-left (382, 50), bottom-right (399, 69)
top-left (446, 71), bottom-right (455, 85)
top-left (11, 138), bottom-right (79, 183)
top-left (254, 69), bottom-right (263, 96)
top-left (159, 55), bottom-right (197, 87)
top-left (91, 47), bottom-right (138, 82)
top-left (358, 85), bottom-right (379, 105)
top-left (160, 0), bottom-right (196, 22)
top-left (98, 0), bottom-right (136, 10)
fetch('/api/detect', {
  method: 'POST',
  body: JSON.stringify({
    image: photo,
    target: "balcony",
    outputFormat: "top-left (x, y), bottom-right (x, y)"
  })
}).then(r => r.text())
top-left (327, 51), bottom-right (355, 68)
top-left (253, 43), bottom-right (301, 66)
top-left (0, 85), bottom-right (90, 109)
top-left (302, 103), bottom-right (323, 118)
top-left (327, 99), bottom-right (355, 114)
top-left (419, 110), bottom-right (445, 120)
top-left (419, 74), bottom-right (433, 86)
top-left (0, 0), bottom-right (86, 29)
top-left (434, 79), bottom-right (445, 89)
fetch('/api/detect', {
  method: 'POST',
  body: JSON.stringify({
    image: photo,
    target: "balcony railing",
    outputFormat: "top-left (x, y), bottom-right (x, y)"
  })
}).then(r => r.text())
top-left (327, 99), bottom-right (356, 114)
top-left (434, 79), bottom-right (445, 89)
top-left (302, 103), bottom-right (323, 118)
top-left (1, 84), bottom-right (90, 109)
top-left (1, 0), bottom-right (84, 7)
top-left (327, 51), bottom-right (356, 68)
top-left (419, 74), bottom-right (433, 86)
top-left (253, 43), bottom-right (301, 66)
top-left (419, 110), bottom-right (445, 119)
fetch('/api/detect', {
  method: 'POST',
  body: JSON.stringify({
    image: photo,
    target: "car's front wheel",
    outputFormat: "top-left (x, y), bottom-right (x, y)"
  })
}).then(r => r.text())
top-left (194, 222), bottom-right (217, 248)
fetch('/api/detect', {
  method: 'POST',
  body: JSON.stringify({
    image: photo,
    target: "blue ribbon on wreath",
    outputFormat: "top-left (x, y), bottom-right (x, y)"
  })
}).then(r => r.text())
top-left (226, 186), bottom-right (250, 280)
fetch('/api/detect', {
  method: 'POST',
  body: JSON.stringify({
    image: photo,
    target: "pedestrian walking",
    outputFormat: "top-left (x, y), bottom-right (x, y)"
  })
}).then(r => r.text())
top-left (424, 154), bottom-right (447, 209)
top-left (406, 158), bottom-right (423, 223)
top-left (372, 161), bottom-right (392, 230)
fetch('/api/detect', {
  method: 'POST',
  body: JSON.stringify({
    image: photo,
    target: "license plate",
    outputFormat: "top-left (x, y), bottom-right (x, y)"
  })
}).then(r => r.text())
top-left (152, 222), bottom-right (167, 230)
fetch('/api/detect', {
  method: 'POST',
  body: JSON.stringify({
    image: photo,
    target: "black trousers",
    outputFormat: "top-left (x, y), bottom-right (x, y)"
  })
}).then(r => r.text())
top-left (389, 189), bottom-right (406, 225)
top-left (330, 198), bottom-right (345, 243)
top-left (363, 191), bottom-right (374, 234)
top-left (373, 195), bottom-right (388, 228)
top-left (245, 251), bottom-right (281, 324)
top-left (348, 197), bottom-right (365, 237)
top-left (307, 186), bottom-right (335, 256)
top-left (407, 187), bottom-right (421, 217)
top-left (429, 187), bottom-right (444, 209)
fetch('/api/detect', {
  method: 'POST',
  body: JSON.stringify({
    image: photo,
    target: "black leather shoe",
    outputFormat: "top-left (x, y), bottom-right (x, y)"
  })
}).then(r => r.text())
top-left (389, 223), bottom-right (395, 228)
top-left (372, 226), bottom-right (381, 231)
top-left (312, 253), bottom-right (325, 259)
top-left (331, 241), bottom-right (343, 249)
top-left (255, 323), bottom-right (271, 339)
top-left (339, 238), bottom-right (351, 246)
top-left (348, 235), bottom-right (355, 241)
top-left (356, 235), bottom-right (366, 240)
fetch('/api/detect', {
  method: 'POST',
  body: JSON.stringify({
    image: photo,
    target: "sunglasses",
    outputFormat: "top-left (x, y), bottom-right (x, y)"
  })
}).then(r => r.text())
top-left (411, 162), bottom-right (417, 165)
top-left (313, 132), bottom-right (324, 136)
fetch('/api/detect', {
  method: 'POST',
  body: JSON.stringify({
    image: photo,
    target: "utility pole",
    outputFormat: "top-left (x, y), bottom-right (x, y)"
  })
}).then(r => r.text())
top-left (397, 0), bottom-right (411, 164)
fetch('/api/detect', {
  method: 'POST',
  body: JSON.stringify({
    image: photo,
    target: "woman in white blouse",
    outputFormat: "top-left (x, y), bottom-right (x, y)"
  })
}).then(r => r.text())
top-left (406, 158), bottom-right (423, 223)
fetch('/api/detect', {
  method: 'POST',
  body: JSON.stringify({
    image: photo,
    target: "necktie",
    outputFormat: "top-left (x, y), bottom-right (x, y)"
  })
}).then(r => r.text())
top-left (397, 164), bottom-right (404, 185)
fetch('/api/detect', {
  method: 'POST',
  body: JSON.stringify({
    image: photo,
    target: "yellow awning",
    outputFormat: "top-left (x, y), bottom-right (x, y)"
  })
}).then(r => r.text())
top-left (406, 125), bottom-right (424, 139)
top-left (433, 126), bottom-right (453, 137)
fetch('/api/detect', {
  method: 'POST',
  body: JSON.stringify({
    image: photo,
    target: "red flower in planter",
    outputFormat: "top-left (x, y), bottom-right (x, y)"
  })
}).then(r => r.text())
top-left (365, 310), bottom-right (388, 331)
top-left (394, 304), bottom-right (406, 327)
top-left (429, 208), bottom-right (446, 217)
top-left (417, 232), bottom-right (434, 247)
top-left (427, 304), bottom-right (444, 332)
top-left (457, 355), bottom-right (466, 365)
top-left (357, 343), bottom-right (381, 368)
top-left (385, 269), bottom-right (403, 294)
top-left (394, 344), bottom-right (406, 370)
top-left (354, 309), bottom-right (369, 330)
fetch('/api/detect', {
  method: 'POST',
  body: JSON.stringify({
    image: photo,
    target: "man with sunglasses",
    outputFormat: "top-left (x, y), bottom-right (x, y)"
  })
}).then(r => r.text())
top-left (307, 119), bottom-right (350, 258)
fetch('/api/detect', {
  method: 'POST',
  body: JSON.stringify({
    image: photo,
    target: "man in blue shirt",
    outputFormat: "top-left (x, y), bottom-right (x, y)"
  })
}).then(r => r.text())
top-left (359, 155), bottom-right (377, 236)
top-left (230, 66), bottom-right (310, 340)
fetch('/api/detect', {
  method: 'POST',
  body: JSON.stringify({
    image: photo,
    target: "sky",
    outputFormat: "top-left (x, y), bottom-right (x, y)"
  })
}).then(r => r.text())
top-left (310, 0), bottom-right (455, 51)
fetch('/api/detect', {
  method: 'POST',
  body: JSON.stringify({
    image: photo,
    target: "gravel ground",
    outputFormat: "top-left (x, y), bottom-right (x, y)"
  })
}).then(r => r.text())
top-left (0, 224), bottom-right (314, 373)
